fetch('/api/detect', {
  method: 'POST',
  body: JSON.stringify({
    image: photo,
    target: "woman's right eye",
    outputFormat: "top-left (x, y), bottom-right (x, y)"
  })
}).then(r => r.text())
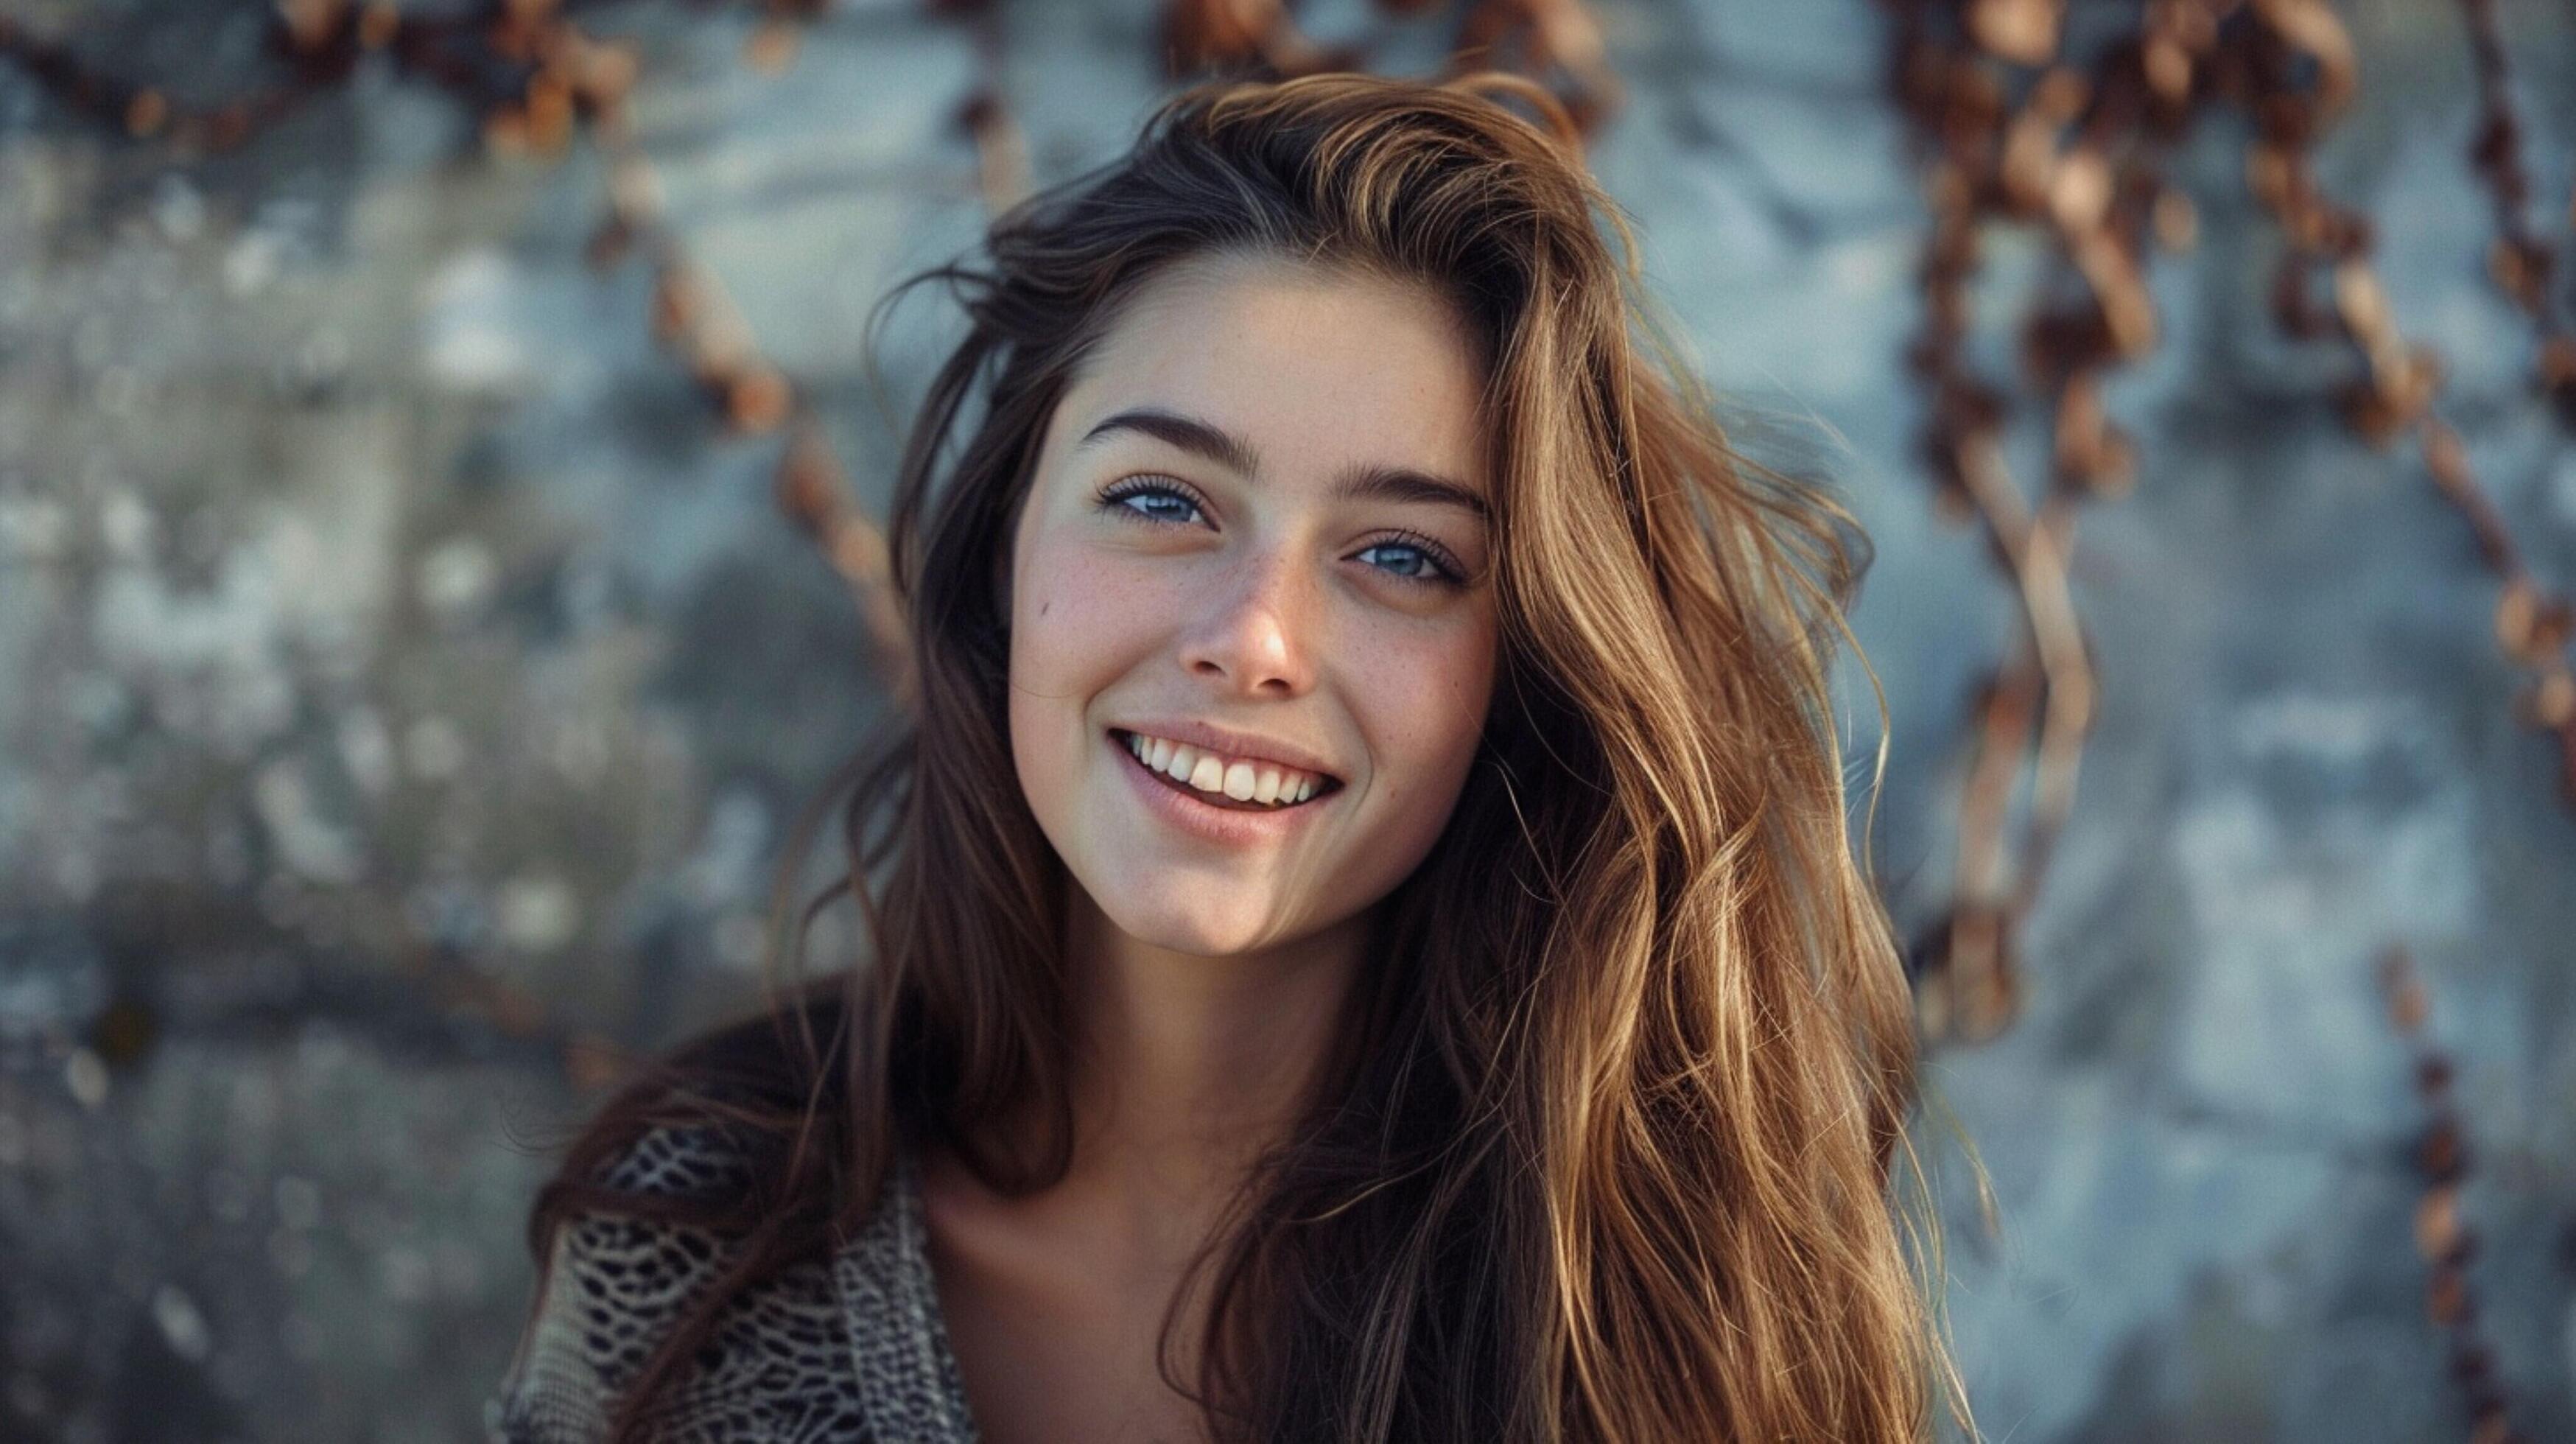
top-left (1098, 479), bottom-right (1207, 527)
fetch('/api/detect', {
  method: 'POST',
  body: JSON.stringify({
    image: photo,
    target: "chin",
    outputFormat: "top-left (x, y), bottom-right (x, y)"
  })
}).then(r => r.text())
top-left (1092, 888), bottom-right (1278, 959)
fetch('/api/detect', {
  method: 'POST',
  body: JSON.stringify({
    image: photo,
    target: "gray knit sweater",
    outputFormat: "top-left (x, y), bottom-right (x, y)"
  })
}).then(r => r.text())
top-left (491, 1129), bottom-right (980, 1443)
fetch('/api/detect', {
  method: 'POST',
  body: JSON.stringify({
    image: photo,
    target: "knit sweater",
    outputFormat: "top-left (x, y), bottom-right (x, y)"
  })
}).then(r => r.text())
top-left (491, 1128), bottom-right (980, 1443)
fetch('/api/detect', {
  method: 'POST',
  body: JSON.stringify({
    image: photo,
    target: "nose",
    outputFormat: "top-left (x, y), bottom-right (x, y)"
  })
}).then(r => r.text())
top-left (1176, 542), bottom-right (1317, 698)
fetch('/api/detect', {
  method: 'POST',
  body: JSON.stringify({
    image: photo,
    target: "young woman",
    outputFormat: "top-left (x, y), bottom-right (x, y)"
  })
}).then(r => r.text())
top-left (496, 71), bottom-right (1963, 1444)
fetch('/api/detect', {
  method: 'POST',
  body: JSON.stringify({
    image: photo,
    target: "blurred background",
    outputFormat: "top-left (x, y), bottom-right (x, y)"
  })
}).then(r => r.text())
top-left (1, 0), bottom-right (2571, 1440)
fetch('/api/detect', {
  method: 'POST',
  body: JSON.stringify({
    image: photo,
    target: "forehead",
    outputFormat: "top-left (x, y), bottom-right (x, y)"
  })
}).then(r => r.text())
top-left (1052, 252), bottom-right (1490, 489)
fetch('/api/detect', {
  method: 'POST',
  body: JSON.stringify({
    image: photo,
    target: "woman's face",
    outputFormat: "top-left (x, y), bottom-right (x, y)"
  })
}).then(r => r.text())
top-left (1006, 252), bottom-right (1499, 958)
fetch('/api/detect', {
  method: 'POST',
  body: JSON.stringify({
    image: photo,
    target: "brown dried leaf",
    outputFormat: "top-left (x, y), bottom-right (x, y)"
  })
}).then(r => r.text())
top-left (726, 367), bottom-right (793, 435)
top-left (2386, 972), bottom-right (2428, 1033)
top-left (2143, 34), bottom-right (2191, 104)
top-left (357, 1), bottom-right (399, 50)
top-left (651, 267), bottom-right (700, 343)
top-left (745, 18), bottom-right (800, 74)
top-left (2496, 578), bottom-right (2538, 659)
top-left (2523, 668), bottom-right (2575, 729)
top-left (1967, 0), bottom-right (2061, 67)
top-left (2414, 1185), bottom-right (2461, 1261)
top-left (2048, 148), bottom-right (2113, 232)
top-left (124, 89), bottom-right (167, 139)
top-left (524, 72), bottom-right (575, 155)
top-left (2426, 1264), bottom-right (2470, 1325)
top-left (2330, 259), bottom-right (2387, 340)
top-left (276, 0), bottom-right (345, 55)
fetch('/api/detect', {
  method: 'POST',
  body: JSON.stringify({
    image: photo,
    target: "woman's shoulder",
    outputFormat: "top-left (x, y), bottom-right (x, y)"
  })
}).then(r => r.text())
top-left (491, 1118), bottom-right (872, 1443)
top-left (491, 994), bottom-right (884, 1443)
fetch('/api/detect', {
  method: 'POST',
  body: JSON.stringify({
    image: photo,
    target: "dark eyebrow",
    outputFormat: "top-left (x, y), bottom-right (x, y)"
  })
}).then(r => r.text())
top-left (1079, 405), bottom-right (1488, 522)
top-left (1078, 407), bottom-right (1259, 475)
top-left (1333, 464), bottom-right (1489, 522)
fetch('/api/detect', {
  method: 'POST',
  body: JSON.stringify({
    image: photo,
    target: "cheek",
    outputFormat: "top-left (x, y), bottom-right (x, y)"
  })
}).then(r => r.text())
top-left (1008, 536), bottom-right (1165, 697)
top-left (1349, 620), bottom-right (1498, 844)
top-left (1006, 537), bottom-right (1163, 811)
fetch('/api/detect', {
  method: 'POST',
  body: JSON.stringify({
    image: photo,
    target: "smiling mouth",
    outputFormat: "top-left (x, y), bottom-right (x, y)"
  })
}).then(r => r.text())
top-left (1110, 729), bottom-right (1343, 813)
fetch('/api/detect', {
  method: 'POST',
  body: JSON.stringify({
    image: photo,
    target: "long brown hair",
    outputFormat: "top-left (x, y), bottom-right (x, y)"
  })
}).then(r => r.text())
top-left (531, 71), bottom-right (1968, 1443)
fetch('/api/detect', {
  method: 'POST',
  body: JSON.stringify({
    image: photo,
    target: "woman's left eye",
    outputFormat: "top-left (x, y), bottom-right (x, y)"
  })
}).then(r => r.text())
top-left (1353, 541), bottom-right (1455, 585)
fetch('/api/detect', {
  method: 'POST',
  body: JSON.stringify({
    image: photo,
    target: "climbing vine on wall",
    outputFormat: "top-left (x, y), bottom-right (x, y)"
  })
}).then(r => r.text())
top-left (2, 5), bottom-right (2567, 1430)
top-left (1881, 0), bottom-right (2574, 1047)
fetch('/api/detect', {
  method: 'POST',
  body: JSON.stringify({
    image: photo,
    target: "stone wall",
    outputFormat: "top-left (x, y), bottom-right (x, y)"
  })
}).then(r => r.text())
top-left (0, 1), bottom-right (2569, 1439)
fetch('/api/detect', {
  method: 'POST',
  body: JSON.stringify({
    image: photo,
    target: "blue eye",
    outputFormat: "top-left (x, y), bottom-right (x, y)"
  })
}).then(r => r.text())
top-left (1098, 478), bottom-right (1207, 527)
top-left (1355, 542), bottom-right (1447, 583)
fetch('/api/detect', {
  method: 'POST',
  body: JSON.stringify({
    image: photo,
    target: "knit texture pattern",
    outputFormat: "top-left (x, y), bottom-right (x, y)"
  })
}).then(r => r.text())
top-left (491, 1129), bottom-right (979, 1443)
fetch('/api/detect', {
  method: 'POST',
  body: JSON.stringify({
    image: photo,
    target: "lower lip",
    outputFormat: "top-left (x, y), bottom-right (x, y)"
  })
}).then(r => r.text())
top-left (1112, 735), bottom-right (1331, 846)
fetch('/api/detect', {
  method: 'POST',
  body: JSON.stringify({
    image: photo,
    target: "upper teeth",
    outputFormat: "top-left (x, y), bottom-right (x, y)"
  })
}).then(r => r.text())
top-left (1124, 732), bottom-right (1325, 805)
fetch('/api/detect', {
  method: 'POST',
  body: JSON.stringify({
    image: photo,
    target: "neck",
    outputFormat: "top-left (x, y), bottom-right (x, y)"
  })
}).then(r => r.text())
top-left (1054, 891), bottom-right (1367, 1219)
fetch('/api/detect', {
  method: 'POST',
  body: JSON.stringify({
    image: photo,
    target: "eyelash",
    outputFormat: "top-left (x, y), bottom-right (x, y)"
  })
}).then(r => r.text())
top-left (1093, 476), bottom-right (1469, 589)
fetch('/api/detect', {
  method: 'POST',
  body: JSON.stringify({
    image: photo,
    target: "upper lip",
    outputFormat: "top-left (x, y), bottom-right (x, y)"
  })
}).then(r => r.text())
top-left (1109, 719), bottom-right (1347, 784)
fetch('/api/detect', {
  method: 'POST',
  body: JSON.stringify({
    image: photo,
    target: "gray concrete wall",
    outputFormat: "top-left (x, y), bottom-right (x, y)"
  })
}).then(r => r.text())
top-left (0, 1), bottom-right (2569, 1439)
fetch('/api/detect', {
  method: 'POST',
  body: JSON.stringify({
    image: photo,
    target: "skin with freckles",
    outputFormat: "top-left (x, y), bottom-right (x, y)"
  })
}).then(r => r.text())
top-left (924, 253), bottom-right (1500, 1444)
top-left (1005, 250), bottom-right (1499, 963)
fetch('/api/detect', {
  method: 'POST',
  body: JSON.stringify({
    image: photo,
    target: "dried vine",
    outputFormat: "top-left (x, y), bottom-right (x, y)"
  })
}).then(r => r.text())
top-left (2379, 946), bottom-right (2529, 1444)
top-left (2456, 0), bottom-right (2576, 424)
top-left (8, 9), bottom-right (2575, 1433)
top-left (1158, 0), bottom-right (1621, 134)
top-left (1886, 0), bottom-right (2220, 1042)
top-left (2223, 1), bottom-right (2576, 807)
top-left (1887, 0), bottom-right (2576, 1045)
